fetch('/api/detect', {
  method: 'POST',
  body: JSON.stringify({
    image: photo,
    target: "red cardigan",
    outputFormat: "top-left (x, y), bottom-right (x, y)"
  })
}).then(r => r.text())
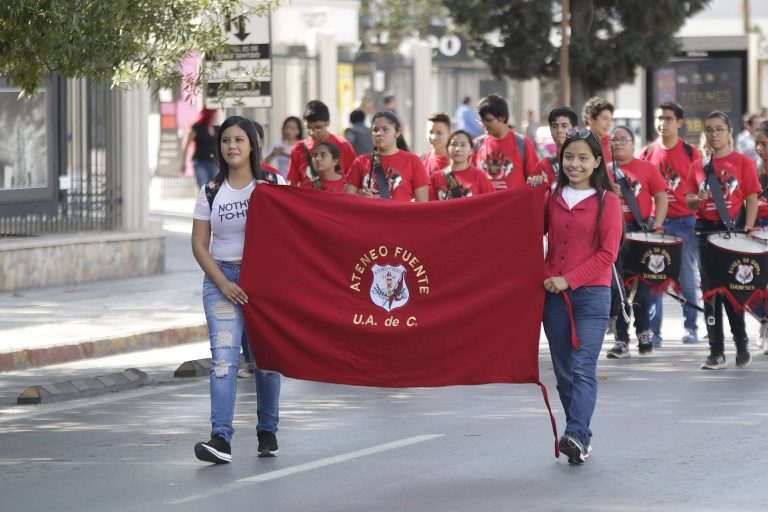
top-left (545, 189), bottom-right (623, 289)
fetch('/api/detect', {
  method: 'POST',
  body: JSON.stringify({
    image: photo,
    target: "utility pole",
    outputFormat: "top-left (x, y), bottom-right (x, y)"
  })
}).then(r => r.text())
top-left (743, 0), bottom-right (750, 34)
top-left (560, 0), bottom-right (571, 107)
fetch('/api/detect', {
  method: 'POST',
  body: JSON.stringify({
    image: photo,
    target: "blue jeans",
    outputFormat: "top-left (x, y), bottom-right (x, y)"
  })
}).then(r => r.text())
top-left (203, 261), bottom-right (281, 443)
top-left (193, 158), bottom-right (218, 188)
top-left (651, 215), bottom-right (700, 335)
top-left (542, 286), bottom-right (610, 441)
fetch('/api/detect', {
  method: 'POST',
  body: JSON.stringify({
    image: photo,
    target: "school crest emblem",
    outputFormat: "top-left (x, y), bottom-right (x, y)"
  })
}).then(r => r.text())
top-left (648, 253), bottom-right (665, 274)
top-left (736, 263), bottom-right (754, 284)
top-left (370, 264), bottom-right (409, 312)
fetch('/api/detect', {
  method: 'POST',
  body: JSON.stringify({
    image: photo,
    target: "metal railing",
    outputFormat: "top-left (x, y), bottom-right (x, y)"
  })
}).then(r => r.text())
top-left (0, 80), bottom-right (122, 236)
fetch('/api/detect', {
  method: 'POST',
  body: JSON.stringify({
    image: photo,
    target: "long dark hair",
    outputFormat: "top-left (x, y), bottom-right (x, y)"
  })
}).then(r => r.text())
top-left (372, 110), bottom-right (410, 152)
top-left (213, 116), bottom-right (263, 186)
top-left (556, 130), bottom-right (614, 234)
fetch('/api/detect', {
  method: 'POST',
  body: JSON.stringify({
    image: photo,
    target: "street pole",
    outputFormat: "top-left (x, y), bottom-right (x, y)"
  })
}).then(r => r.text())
top-left (560, 0), bottom-right (571, 107)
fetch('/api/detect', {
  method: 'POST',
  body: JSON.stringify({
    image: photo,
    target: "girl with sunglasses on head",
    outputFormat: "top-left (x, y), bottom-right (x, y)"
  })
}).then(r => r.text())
top-left (686, 111), bottom-right (760, 369)
top-left (604, 126), bottom-right (669, 359)
top-left (429, 130), bottom-right (493, 200)
top-left (542, 129), bottom-right (623, 464)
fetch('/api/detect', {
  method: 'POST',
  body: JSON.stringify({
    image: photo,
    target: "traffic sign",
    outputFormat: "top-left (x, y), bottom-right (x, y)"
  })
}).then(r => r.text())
top-left (204, 12), bottom-right (272, 108)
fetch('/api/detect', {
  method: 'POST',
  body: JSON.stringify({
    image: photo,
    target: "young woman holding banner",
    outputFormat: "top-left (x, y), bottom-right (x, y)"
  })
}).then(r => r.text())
top-left (542, 129), bottom-right (622, 464)
top-left (191, 116), bottom-right (284, 463)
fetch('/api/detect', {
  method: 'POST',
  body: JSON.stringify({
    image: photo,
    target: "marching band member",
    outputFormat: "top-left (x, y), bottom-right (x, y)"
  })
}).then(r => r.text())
top-left (686, 111), bottom-right (760, 370)
top-left (605, 126), bottom-right (669, 359)
top-left (345, 111), bottom-right (429, 202)
top-left (429, 130), bottom-right (493, 200)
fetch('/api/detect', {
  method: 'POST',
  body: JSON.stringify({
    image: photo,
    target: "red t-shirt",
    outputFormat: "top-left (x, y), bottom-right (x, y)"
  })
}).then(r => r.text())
top-left (428, 166), bottom-right (494, 200)
top-left (642, 139), bottom-right (701, 218)
top-left (262, 162), bottom-right (280, 174)
top-left (686, 151), bottom-right (761, 222)
top-left (347, 150), bottom-right (430, 201)
top-left (535, 156), bottom-right (558, 184)
top-left (300, 176), bottom-right (346, 193)
top-left (613, 158), bottom-right (668, 223)
top-left (600, 135), bottom-right (612, 164)
top-left (471, 130), bottom-right (537, 191)
top-left (287, 133), bottom-right (356, 186)
top-left (757, 172), bottom-right (768, 219)
top-left (422, 150), bottom-right (450, 176)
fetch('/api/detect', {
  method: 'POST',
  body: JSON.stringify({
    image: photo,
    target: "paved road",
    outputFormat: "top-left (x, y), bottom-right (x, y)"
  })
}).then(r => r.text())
top-left (1, 339), bottom-right (767, 512)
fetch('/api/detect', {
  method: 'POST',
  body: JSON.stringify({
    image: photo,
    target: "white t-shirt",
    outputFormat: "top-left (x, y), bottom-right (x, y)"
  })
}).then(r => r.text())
top-left (562, 186), bottom-right (597, 210)
top-left (193, 176), bottom-right (286, 261)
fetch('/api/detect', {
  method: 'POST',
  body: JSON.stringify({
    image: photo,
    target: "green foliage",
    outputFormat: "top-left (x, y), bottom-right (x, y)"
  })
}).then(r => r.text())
top-left (0, 0), bottom-right (275, 97)
top-left (359, 0), bottom-right (444, 56)
top-left (443, 0), bottom-right (712, 98)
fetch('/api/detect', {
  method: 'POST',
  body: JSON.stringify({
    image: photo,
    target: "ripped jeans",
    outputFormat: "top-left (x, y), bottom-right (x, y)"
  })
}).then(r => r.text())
top-left (203, 261), bottom-right (281, 443)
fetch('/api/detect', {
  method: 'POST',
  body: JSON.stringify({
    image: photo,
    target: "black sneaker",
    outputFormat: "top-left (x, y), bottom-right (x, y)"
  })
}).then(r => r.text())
top-left (637, 330), bottom-right (654, 355)
top-left (194, 435), bottom-right (231, 464)
top-left (257, 430), bottom-right (279, 457)
top-left (559, 433), bottom-right (591, 464)
top-left (701, 352), bottom-right (726, 370)
top-left (736, 347), bottom-right (752, 368)
top-left (606, 341), bottom-right (630, 359)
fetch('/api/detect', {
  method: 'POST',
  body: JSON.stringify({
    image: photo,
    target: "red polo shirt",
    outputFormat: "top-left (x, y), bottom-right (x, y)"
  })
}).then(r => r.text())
top-left (545, 189), bottom-right (623, 289)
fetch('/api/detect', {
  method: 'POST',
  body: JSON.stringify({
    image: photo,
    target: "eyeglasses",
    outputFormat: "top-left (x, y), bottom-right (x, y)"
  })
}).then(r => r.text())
top-left (305, 123), bottom-right (327, 133)
top-left (704, 127), bottom-right (728, 136)
top-left (656, 116), bottom-right (676, 123)
top-left (610, 137), bottom-right (632, 145)
top-left (480, 116), bottom-right (497, 125)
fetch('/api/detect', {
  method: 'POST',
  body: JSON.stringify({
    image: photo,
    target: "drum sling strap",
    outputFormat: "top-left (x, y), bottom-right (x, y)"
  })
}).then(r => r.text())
top-left (704, 160), bottom-right (736, 231)
top-left (302, 143), bottom-right (324, 190)
top-left (611, 161), bottom-right (647, 230)
top-left (444, 169), bottom-right (464, 198)
top-left (549, 155), bottom-right (559, 180)
top-left (760, 174), bottom-right (768, 201)
top-left (369, 151), bottom-right (392, 199)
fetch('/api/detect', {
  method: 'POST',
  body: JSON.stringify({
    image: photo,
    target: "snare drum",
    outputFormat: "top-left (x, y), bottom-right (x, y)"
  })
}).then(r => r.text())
top-left (704, 232), bottom-right (768, 308)
top-left (622, 232), bottom-right (682, 291)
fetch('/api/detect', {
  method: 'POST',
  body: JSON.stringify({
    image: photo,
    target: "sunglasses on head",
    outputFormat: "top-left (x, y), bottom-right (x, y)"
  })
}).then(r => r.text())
top-left (566, 128), bottom-right (595, 141)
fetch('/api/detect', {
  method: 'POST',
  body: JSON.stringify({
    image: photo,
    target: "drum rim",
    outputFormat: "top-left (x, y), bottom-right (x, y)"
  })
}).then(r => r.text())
top-left (623, 232), bottom-right (682, 243)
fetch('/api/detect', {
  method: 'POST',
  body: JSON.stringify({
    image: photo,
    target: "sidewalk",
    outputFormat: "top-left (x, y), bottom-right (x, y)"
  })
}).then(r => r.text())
top-left (0, 198), bottom-right (206, 372)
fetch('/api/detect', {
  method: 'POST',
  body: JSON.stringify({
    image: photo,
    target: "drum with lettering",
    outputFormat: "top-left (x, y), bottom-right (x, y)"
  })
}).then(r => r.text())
top-left (622, 232), bottom-right (682, 291)
top-left (703, 232), bottom-right (768, 309)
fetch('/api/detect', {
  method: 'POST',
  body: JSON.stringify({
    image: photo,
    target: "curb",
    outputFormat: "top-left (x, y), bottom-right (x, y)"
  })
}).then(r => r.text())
top-left (16, 368), bottom-right (148, 404)
top-left (174, 358), bottom-right (212, 378)
top-left (0, 324), bottom-right (207, 373)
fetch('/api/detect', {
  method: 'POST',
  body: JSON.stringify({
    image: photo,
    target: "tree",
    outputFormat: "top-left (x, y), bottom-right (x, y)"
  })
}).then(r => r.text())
top-left (442, 0), bottom-right (712, 112)
top-left (0, 0), bottom-right (274, 97)
top-left (359, 0), bottom-right (445, 57)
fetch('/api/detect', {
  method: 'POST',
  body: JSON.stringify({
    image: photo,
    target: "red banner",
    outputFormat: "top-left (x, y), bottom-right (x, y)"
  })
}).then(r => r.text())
top-left (241, 185), bottom-right (559, 453)
top-left (242, 184), bottom-right (549, 386)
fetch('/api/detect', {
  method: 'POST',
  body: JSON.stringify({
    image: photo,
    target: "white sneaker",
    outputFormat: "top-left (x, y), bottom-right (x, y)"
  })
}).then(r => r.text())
top-left (759, 323), bottom-right (768, 350)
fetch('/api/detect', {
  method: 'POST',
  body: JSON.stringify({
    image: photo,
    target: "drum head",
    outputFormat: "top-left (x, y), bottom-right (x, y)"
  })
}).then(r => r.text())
top-left (707, 233), bottom-right (768, 254)
top-left (624, 232), bottom-right (681, 244)
top-left (751, 229), bottom-right (768, 242)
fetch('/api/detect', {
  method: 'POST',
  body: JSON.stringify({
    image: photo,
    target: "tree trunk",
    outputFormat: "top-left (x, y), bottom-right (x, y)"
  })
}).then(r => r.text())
top-left (568, 0), bottom-right (595, 118)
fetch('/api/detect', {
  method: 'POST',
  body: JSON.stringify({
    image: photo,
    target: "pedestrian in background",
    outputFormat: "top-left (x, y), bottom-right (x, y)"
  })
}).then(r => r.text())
top-left (264, 116), bottom-right (302, 179)
top-left (736, 113), bottom-right (761, 162)
top-left (582, 98), bottom-right (614, 163)
top-left (344, 109), bottom-right (374, 156)
top-left (181, 108), bottom-right (218, 188)
top-left (542, 128), bottom-right (622, 464)
top-left (454, 96), bottom-right (483, 138)
top-left (535, 106), bottom-right (578, 186)
top-left (191, 116), bottom-right (284, 463)
top-left (301, 142), bottom-right (346, 193)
